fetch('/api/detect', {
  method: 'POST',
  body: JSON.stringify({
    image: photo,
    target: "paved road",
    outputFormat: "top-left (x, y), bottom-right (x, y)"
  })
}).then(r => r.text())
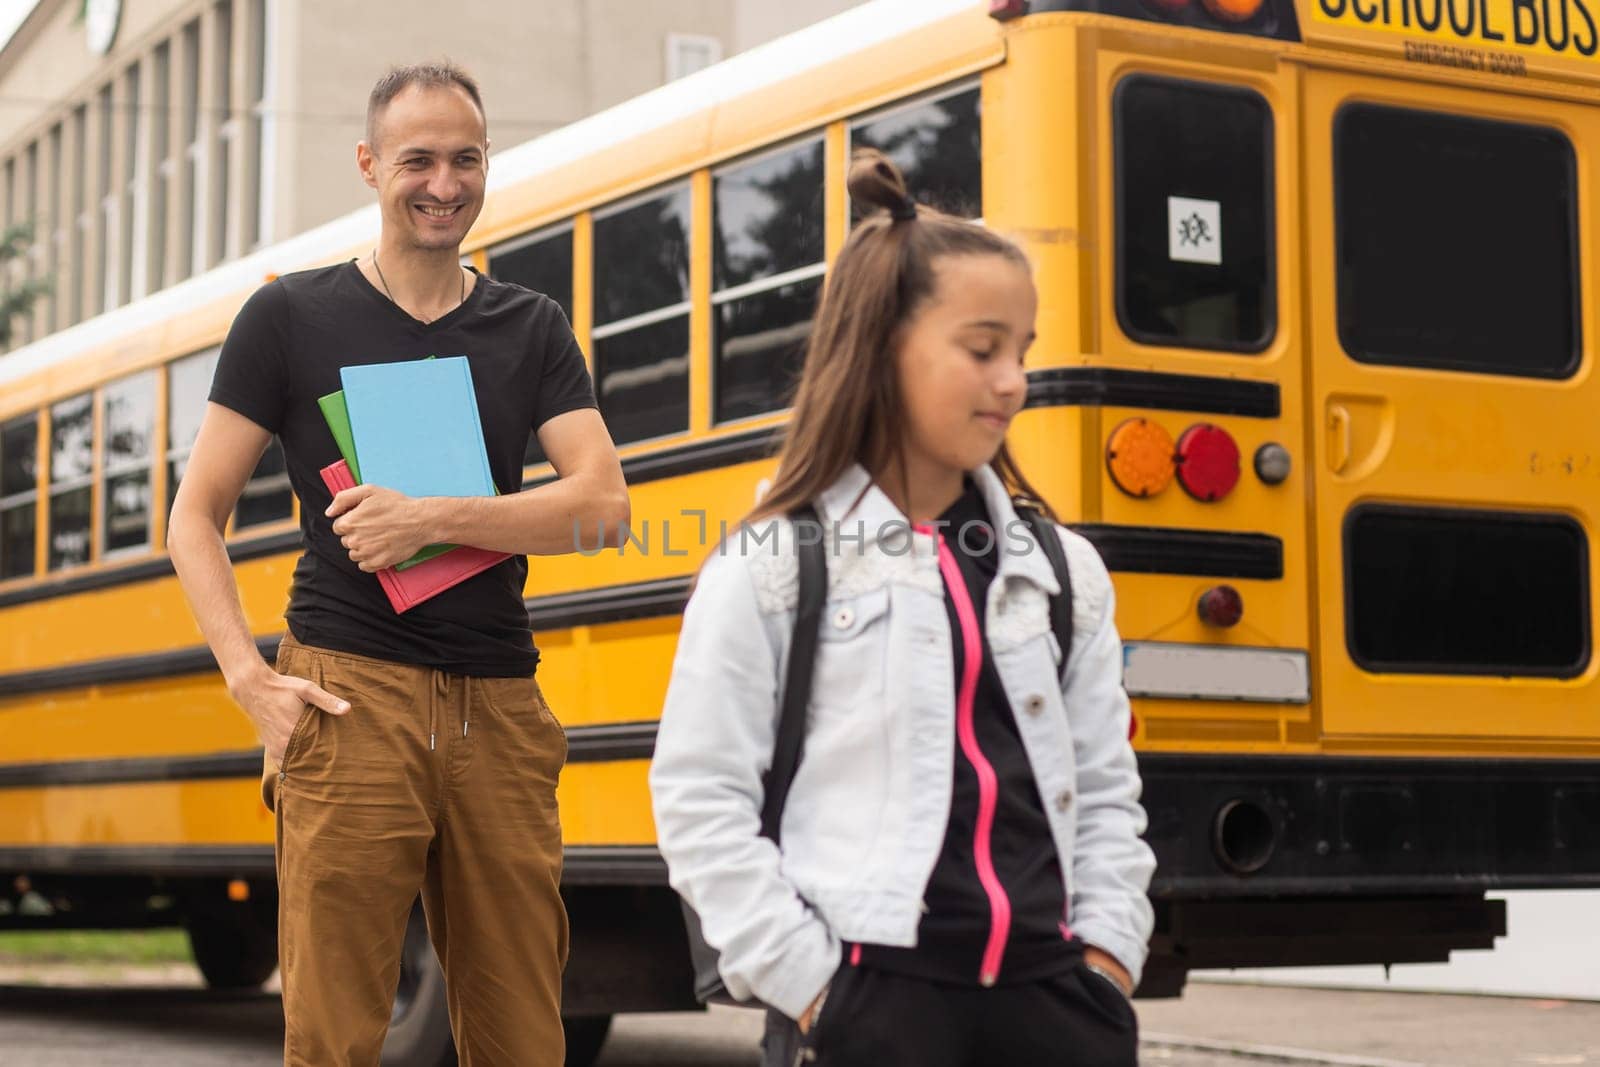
top-left (1, 968), bottom-right (1596, 1066)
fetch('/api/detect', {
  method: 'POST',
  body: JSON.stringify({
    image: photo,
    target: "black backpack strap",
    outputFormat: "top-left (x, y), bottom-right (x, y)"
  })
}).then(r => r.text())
top-left (1016, 503), bottom-right (1073, 684)
top-left (759, 503), bottom-right (827, 843)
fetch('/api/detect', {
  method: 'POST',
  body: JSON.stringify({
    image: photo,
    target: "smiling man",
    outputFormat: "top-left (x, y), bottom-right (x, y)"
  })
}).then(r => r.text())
top-left (167, 64), bottom-right (628, 1066)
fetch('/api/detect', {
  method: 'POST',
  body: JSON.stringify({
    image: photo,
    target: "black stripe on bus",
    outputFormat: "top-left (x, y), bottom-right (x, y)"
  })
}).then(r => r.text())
top-left (1, 636), bottom-right (283, 699)
top-left (0, 844), bottom-right (673, 884)
top-left (525, 425), bottom-right (783, 491)
top-left (0, 530), bottom-right (302, 611)
top-left (0, 721), bottom-right (662, 791)
top-left (0, 523), bottom-right (1279, 698)
top-left (1025, 368), bottom-right (1281, 418)
top-left (0, 571), bottom-right (691, 697)
top-left (1075, 525), bottom-right (1284, 579)
top-left (0, 370), bottom-right (1276, 612)
top-left (528, 577), bottom-right (692, 631)
top-left (525, 368), bottom-right (1280, 491)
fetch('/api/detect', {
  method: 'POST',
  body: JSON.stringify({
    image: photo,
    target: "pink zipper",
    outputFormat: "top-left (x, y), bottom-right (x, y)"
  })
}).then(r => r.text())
top-left (925, 526), bottom-right (1012, 987)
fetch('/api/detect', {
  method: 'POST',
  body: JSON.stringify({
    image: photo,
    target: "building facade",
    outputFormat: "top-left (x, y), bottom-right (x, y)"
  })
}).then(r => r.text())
top-left (0, 0), bottom-right (864, 350)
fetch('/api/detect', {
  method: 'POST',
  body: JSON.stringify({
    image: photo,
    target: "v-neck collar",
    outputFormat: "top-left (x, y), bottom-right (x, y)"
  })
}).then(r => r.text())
top-left (347, 258), bottom-right (482, 331)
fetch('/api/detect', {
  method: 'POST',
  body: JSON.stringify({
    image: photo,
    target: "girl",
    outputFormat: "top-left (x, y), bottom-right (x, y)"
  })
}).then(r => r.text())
top-left (650, 150), bottom-right (1155, 1067)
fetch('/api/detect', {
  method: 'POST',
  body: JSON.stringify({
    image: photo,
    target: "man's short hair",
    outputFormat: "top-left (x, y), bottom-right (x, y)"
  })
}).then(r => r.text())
top-left (366, 62), bottom-right (486, 149)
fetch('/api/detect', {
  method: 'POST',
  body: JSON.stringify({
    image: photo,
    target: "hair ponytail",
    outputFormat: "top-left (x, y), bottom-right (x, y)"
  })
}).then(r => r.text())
top-left (745, 149), bottom-right (1055, 528)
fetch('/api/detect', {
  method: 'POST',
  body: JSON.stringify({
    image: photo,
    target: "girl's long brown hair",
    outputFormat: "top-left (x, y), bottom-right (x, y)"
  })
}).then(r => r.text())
top-left (746, 149), bottom-right (1055, 526)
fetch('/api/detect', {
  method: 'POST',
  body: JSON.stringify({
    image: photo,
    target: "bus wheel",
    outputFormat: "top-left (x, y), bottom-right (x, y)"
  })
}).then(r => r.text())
top-left (184, 897), bottom-right (278, 991)
top-left (563, 1014), bottom-right (613, 1067)
top-left (381, 902), bottom-right (457, 1067)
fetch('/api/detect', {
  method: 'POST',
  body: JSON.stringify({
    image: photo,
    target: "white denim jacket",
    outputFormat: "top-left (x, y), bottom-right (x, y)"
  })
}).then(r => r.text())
top-left (649, 464), bottom-right (1156, 1019)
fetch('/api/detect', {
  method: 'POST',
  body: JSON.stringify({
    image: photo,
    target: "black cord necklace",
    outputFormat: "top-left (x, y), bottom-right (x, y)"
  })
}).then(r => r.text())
top-left (371, 251), bottom-right (466, 324)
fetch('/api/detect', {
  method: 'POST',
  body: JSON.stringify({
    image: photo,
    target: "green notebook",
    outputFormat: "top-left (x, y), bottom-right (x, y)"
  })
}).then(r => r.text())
top-left (318, 387), bottom-right (455, 571)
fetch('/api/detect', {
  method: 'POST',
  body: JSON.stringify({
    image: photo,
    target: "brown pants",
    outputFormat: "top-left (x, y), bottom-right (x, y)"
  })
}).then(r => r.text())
top-left (264, 634), bottom-right (569, 1066)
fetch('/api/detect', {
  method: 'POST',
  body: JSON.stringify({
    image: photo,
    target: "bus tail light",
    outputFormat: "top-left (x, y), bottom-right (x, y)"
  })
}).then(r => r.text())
top-left (1107, 418), bottom-right (1176, 498)
top-left (1202, 0), bottom-right (1265, 20)
top-left (1198, 584), bottom-right (1244, 628)
top-left (1254, 442), bottom-right (1292, 485)
top-left (1176, 423), bottom-right (1241, 501)
top-left (988, 0), bottom-right (1029, 18)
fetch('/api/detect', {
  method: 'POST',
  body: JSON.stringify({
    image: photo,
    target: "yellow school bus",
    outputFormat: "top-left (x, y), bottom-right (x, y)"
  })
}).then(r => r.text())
top-left (2, 0), bottom-right (1597, 1062)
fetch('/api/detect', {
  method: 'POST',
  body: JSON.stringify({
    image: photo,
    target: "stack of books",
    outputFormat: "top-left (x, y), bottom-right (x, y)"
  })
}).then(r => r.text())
top-left (318, 356), bottom-right (510, 613)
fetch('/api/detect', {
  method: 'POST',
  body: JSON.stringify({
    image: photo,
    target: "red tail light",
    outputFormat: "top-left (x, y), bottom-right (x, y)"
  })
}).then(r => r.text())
top-left (1203, 0), bottom-right (1265, 19)
top-left (1176, 424), bottom-right (1241, 502)
top-left (1198, 585), bottom-right (1244, 628)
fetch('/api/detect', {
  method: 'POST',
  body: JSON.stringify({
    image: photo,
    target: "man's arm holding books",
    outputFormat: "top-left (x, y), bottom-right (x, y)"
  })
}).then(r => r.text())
top-left (328, 407), bottom-right (629, 570)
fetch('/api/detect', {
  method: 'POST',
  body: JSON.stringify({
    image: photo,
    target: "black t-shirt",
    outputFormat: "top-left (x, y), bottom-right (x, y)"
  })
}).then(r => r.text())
top-left (859, 479), bottom-right (1075, 985)
top-left (209, 261), bottom-right (597, 676)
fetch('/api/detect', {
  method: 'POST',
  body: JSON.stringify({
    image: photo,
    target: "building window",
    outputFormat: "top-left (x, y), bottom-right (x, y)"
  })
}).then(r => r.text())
top-left (666, 33), bottom-right (723, 81)
top-left (22, 140), bottom-right (38, 344)
top-left (102, 370), bottom-right (156, 555)
top-left (851, 83), bottom-right (981, 221)
top-left (150, 43), bottom-right (171, 293)
top-left (47, 123), bottom-right (62, 333)
top-left (712, 138), bottom-right (824, 424)
top-left (121, 62), bottom-right (142, 305)
top-left (181, 18), bottom-right (201, 280)
top-left (488, 225), bottom-right (574, 466)
top-left (211, 0), bottom-right (234, 269)
top-left (0, 414), bottom-right (38, 581)
top-left (48, 393), bottom-right (93, 570)
top-left (247, 0), bottom-right (268, 250)
top-left (69, 105), bottom-right (87, 325)
top-left (97, 82), bottom-right (115, 314)
top-left (592, 186), bottom-right (691, 446)
top-left (166, 347), bottom-right (219, 516)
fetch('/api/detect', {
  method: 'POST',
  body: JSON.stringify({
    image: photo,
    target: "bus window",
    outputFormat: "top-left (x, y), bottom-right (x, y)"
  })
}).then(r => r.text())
top-left (488, 225), bottom-right (575, 466)
top-left (101, 370), bottom-right (156, 556)
top-left (1115, 76), bottom-right (1274, 352)
top-left (1335, 105), bottom-right (1579, 379)
top-left (0, 414), bottom-right (38, 581)
top-left (592, 185), bottom-right (692, 446)
top-left (234, 438), bottom-right (292, 531)
top-left (489, 226), bottom-right (574, 319)
top-left (712, 137), bottom-right (824, 424)
top-left (1346, 506), bottom-right (1590, 678)
top-left (166, 347), bottom-right (219, 518)
top-left (851, 84), bottom-right (981, 221)
top-left (47, 392), bottom-right (93, 571)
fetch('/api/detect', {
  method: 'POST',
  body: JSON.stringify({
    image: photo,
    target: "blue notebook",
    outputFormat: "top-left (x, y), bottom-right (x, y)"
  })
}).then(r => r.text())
top-left (340, 356), bottom-right (497, 499)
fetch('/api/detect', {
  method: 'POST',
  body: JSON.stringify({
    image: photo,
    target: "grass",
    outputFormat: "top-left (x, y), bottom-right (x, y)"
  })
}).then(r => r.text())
top-left (0, 929), bottom-right (194, 965)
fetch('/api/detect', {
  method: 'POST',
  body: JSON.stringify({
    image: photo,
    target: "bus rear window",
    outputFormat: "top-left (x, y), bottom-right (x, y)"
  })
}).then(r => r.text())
top-left (1335, 105), bottom-right (1579, 379)
top-left (1115, 76), bottom-right (1275, 353)
top-left (1346, 506), bottom-right (1590, 678)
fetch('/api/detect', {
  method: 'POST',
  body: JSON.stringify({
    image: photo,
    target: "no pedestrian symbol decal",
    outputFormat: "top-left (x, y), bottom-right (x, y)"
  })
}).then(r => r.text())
top-left (1168, 196), bottom-right (1222, 265)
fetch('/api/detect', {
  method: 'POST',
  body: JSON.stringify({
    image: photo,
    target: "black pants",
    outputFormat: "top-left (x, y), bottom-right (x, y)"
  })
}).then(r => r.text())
top-left (761, 960), bottom-right (1139, 1067)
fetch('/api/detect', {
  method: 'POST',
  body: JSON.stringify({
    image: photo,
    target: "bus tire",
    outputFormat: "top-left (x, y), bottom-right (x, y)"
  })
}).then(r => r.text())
top-left (184, 898), bottom-right (278, 991)
top-left (562, 1014), bottom-right (613, 1067)
top-left (381, 902), bottom-right (456, 1067)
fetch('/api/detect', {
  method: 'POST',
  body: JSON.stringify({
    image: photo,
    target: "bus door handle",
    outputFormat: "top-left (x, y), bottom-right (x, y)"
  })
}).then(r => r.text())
top-left (1327, 403), bottom-right (1352, 474)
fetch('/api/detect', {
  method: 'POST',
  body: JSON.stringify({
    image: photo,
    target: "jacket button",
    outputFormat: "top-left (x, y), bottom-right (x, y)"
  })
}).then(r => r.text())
top-left (1055, 790), bottom-right (1073, 812)
top-left (1024, 694), bottom-right (1046, 716)
top-left (832, 607), bottom-right (854, 630)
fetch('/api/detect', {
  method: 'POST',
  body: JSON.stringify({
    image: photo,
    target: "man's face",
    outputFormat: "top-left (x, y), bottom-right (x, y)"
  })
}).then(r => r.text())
top-left (358, 84), bottom-right (488, 253)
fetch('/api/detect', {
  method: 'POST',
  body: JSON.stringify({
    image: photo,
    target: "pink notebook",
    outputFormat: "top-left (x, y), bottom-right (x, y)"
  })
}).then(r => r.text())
top-left (320, 459), bottom-right (511, 614)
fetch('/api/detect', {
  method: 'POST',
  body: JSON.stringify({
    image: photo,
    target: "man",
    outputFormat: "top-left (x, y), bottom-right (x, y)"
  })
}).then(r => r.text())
top-left (168, 63), bottom-right (628, 1066)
